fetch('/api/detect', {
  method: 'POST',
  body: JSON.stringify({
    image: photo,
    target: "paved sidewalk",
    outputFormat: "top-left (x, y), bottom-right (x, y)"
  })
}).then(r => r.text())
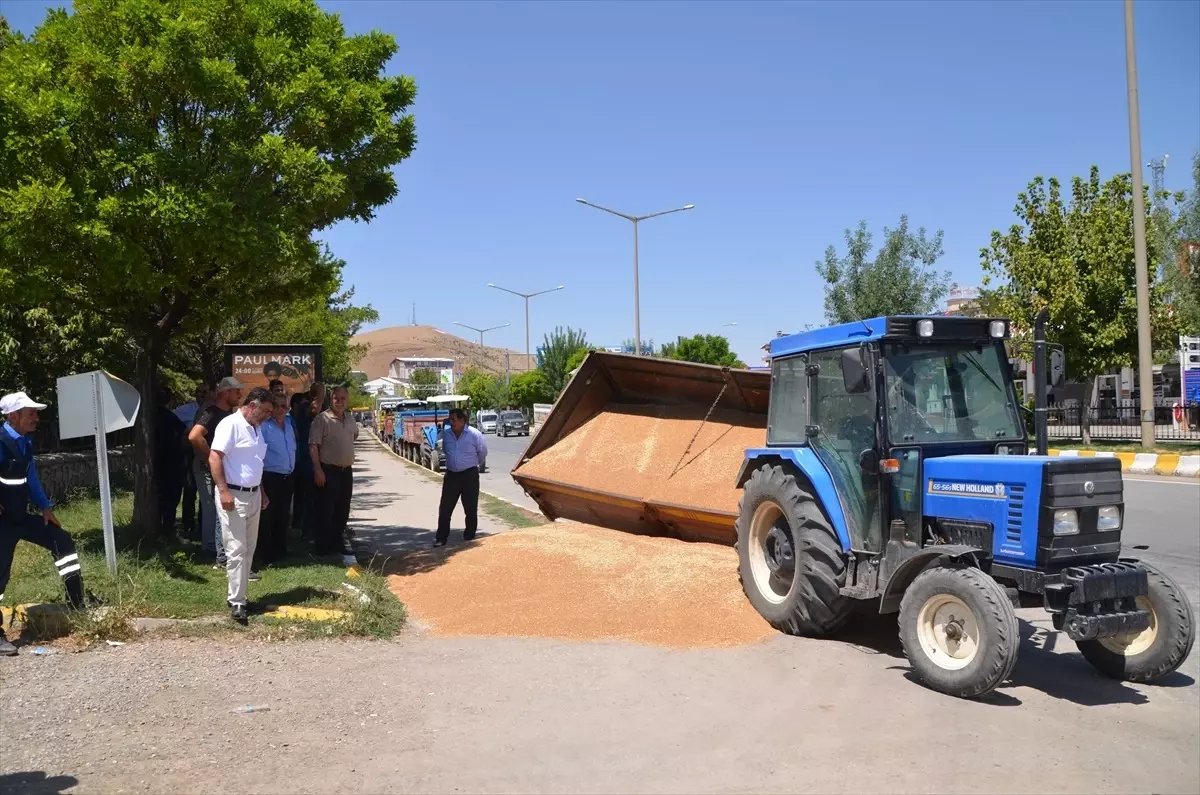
top-left (348, 437), bottom-right (531, 564)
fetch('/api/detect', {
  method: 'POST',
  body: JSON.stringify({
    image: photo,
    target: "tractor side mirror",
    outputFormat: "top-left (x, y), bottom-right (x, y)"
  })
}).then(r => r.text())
top-left (858, 448), bottom-right (879, 475)
top-left (841, 347), bottom-right (871, 394)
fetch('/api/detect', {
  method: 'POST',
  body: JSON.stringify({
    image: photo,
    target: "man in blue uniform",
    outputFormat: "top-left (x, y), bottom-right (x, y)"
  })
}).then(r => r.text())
top-left (0, 391), bottom-right (87, 656)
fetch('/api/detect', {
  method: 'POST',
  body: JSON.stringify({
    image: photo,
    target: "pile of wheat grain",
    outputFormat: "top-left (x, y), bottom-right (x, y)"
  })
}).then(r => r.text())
top-left (387, 522), bottom-right (773, 648)
top-left (514, 404), bottom-right (766, 514)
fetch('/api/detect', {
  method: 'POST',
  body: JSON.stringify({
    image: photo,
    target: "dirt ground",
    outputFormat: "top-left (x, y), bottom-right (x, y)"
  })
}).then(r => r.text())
top-left (2, 629), bottom-right (1198, 795)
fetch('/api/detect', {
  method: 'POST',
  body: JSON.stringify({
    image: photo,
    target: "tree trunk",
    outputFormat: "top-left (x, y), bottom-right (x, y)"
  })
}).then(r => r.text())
top-left (131, 339), bottom-right (162, 534)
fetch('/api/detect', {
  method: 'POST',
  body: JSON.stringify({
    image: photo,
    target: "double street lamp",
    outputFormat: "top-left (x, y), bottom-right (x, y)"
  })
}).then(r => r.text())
top-left (453, 321), bottom-right (510, 347)
top-left (487, 283), bottom-right (565, 368)
top-left (576, 198), bottom-right (694, 356)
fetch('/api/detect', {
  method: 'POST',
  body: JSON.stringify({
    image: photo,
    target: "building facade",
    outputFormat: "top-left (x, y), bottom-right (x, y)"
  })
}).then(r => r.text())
top-left (387, 357), bottom-right (456, 397)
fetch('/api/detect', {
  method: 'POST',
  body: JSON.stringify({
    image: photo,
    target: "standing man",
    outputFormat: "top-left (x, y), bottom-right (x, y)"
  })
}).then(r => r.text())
top-left (175, 385), bottom-right (209, 539)
top-left (210, 387), bottom-right (273, 623)
top-left (188, 377), bottom-right (242, 566)
top-left (0, 392), bottom-right (87, 656)
top-left (308, 385), bottom-right (358, 558)
top-left (254, 393), bottom-right (296, 569)
top-left (291, 382), bottom-right (326, 534)
top-left (153, 387), bottom-right (187, 536)
top-left (268, 379), bottom-right (285, 397)
top-left (434, 408), bottom-right (488, 548)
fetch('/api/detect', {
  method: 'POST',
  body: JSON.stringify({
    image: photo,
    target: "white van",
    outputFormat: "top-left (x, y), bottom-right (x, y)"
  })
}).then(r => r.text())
top-left (477, 410), bottom-right (498, 434)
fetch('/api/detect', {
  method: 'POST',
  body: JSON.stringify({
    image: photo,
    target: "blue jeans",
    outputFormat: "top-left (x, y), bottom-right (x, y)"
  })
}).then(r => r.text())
top-left (193, 455), bottom-right (225, 561)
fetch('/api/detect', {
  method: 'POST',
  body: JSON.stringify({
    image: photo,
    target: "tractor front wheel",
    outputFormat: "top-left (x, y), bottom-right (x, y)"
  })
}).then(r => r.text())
top-left (1077, 564), bottom-right (1194, 683)
top-left (899, 566), bottom-right (1020, 699)
top-left (735, 465), bottom-right (850, 636)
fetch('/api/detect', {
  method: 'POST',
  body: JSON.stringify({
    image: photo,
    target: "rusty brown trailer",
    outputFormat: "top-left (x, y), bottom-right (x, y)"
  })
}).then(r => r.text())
top-left (511, 352), bottom-right (770, 544)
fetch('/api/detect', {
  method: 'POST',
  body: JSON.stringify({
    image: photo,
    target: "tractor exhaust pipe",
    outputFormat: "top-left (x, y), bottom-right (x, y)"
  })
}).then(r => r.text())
top-left (1034, 308), bottom-right (1049, 456)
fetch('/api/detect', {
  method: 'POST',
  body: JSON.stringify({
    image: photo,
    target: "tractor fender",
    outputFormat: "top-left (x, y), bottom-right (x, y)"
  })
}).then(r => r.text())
top-left (737, 448), bottom-right (852, 551)
top-left (878, 545), bottom-right (987, 614)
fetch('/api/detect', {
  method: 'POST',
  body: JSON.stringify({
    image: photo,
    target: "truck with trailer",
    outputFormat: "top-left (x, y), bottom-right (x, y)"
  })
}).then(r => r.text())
top-left (512, 315), bottom-right (1194, 698)
top-left (392, 394), bottom-right (471, 472)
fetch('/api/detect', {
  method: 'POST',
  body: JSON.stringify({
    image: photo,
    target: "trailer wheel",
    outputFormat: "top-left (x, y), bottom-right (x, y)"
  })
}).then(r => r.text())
top-left (899, 566), bottom-right (1020, 698)
top-left (429, 449), bottom-right (440, 472)
top-left (1077, 564), bottom-right (1195, 683)
top-left (735, 465), bottom-right (850, 636)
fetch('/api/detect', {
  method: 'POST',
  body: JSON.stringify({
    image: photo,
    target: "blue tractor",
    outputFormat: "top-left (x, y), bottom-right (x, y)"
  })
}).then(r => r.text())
top-left (512, 315), bottom-right (1194, 698)
top-left (734, 314), bottom-right (1193, 697)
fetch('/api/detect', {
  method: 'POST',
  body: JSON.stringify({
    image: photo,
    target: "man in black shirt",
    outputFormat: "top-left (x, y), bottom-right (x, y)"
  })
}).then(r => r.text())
top-left (188, 377), bottom-right (242, 565)
top-left (153, 387), bottom-right (187, 536)
top-left (290, 382), bottom-right (325, 534)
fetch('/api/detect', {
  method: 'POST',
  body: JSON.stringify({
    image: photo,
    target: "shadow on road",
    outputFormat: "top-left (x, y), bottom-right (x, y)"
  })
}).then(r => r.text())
top-left (0, 772), bottom-right (80, 795)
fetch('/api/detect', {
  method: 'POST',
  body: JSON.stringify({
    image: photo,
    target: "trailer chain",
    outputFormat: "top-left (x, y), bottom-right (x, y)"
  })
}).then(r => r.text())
top-left (673, 380), bottom-right (729, 476)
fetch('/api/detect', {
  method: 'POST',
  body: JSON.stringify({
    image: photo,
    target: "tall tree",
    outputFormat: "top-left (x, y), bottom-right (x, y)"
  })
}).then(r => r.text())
top-left (980, 167), bottom-right (1175, 392)
top-left (660, 334), bottom-right (744, 368)
top-left (407, 368), bottom-right (440, 398)
top-left (537, 326), bottom-right (589, 397)
top-left (457, 367), bottom-right (501, 410)
top-left (0, 0), bottom-right (416, 529)
top-left (508, 369), bottom-right (552, 411)
top-left (1152, 154), bottom-right (1200, 335)
top-left (816, 216), bottom-right (950, 324)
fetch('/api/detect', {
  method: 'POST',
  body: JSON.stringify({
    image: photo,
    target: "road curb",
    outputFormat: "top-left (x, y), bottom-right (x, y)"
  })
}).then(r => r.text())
top-left (1046, 449), bottom-right (1200, 478)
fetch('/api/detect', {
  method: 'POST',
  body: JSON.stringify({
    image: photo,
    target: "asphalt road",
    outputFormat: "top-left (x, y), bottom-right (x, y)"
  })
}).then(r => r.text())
top-left (1120, 476), bottom-right (1200, 610)
top-left (478, 430), bottom-right (539, 511)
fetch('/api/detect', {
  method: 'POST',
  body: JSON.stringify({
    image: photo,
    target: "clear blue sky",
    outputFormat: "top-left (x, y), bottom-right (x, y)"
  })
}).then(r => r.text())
top-left (5, 0), bottom-right (1199, 363)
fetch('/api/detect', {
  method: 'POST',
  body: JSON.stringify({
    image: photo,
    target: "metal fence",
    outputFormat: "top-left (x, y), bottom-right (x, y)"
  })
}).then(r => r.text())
top-left (1046, 403), bottom-right (1200, 442)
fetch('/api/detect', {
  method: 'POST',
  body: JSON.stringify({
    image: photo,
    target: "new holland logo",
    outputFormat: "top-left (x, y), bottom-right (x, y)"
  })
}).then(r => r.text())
top-left (927, 480), bottom-right (1009, 499)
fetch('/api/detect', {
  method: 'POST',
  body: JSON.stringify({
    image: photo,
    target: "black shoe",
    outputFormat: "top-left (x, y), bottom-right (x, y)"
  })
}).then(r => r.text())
top-left (248, 570), bottom-right (262, 581)
top-left (432, 539), bottom-right (447, 548)
top-left (463, 533), bottom-right (477, 542)
top-left (231, 604), bottom-right (248, 623)
top-left (0, 635), bottom-right (17, 657)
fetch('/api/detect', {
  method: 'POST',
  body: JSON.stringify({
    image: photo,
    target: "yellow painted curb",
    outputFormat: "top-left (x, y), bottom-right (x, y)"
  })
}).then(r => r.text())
top-left (346, 566), bottom-right (362, 579)
top-left (264, 605), bottom-right (346, 622)
top-left (1115, 452), bottom-right (1137, 471)
top-left (1047, 449), bottom-right (1062, 456)
top-left (1077, 450), bottom-right (1095, 457)
top-left (1, 603), bottom-right (71, 636)
top-left (1154, 454), bottom-right (1181, 475)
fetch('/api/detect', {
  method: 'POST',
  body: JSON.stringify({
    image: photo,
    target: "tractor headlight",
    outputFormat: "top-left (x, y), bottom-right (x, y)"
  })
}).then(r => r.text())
top-left (1053, 509), bottom-right (1079, 536)
top-left (916, 319), bottom-right (935, 338)
top-left (989, 320), bottom-right (1007, 338)
top-left (1097, 505), bottom-right (1121, 532)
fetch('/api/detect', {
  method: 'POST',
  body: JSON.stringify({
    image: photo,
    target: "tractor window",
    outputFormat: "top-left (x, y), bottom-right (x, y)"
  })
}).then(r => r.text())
top-left (808, 347), bottom-right (881, 551)
top-left (883, 342), bottom-right (1022, 443)
top-left (768, 355), bottom-right (808, 445)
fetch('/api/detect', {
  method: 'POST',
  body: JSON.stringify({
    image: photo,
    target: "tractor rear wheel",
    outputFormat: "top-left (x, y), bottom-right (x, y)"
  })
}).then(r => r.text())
top-left (1077, 564), bottom-right (1194, 683)
top-left (735, 464), bottom-right (850, 636)
top-left (899, 566), bottom-right (1020, 698)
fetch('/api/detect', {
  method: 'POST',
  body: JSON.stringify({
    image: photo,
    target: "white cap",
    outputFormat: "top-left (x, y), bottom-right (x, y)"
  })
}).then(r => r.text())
top-left (1, 391), bottom-right (48, 415)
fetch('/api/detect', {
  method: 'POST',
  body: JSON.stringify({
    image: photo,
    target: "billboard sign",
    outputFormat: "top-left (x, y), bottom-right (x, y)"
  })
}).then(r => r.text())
top-left (224, 344), bottom-right (323, 396)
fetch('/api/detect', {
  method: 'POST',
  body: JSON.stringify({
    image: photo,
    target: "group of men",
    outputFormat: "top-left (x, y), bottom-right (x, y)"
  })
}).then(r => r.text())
top-left (0, 376), bottom-right (362, 645)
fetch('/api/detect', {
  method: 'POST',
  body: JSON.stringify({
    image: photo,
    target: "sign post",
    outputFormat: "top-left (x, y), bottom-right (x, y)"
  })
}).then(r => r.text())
top-left (56, 371), bottom-right (141, 576)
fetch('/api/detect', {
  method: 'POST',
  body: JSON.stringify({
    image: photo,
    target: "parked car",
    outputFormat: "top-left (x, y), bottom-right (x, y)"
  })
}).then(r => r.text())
top-left (477, 410), bottom-right (499, 434)
top-left (497, 410), bottom-right (529, 437)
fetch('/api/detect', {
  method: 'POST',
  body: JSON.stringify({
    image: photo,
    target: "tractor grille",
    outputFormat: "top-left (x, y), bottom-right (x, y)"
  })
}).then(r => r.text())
top-left (1005, 484), bottom-right (1026, 544)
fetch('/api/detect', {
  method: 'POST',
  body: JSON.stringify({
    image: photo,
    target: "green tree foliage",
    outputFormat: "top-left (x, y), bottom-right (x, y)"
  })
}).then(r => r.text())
top-left (1153, 154), bottom-right (1200, 335)
top-left (536, 326), bottom-right (589, 397)
top-left (816, 216), bottom-right (951, 324)
top-left (508, 370), bottom-right (552, 410)
top-left (980, 167), bottom-right (1175, 382)
top-left (407, 368), bottom-right (440, 398)
top-left (458, 367), bottom-right (502, 410)
top-left (0, 0), bottom-right (415, 529)
top-left (659, 334), bottom-right (744, 367)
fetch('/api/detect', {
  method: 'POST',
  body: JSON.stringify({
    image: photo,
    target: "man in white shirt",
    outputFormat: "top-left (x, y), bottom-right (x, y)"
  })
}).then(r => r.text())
top-left (209, 387), bottom-right (274, 623)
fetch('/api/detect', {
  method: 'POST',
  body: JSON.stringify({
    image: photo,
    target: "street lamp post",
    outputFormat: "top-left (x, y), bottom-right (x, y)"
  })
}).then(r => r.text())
top-left (487, 283), bottom-right (565, 369)
top-left (576, 198), bottom-right (694, 355)
top-left (719, 322), bottom-right (737, 330)
top-left (1123, 0), bottom-right (1154, 450)
top-left (453, 321), bottom-right (510, 347)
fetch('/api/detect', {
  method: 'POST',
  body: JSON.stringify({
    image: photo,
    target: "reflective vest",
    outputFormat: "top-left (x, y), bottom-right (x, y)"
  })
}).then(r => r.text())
top-left (0, 431), bottom-right (33, 520)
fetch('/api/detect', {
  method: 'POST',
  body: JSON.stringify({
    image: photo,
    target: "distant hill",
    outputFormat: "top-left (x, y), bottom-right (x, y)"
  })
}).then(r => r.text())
top-left (351, 325), bottom-right (535, 380)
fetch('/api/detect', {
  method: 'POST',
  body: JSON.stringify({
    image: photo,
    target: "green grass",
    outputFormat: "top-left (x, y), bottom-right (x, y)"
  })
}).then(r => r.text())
top-left (479, 492), bottom-right (543, 529)
top-left (5, 490), bottom-right (405, 639)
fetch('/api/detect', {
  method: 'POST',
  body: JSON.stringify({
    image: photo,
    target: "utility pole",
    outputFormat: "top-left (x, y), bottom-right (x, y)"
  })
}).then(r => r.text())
top-left (576, 198), bottom-right (694, 355)
top-left (1124, 0), bottom-right (1155, 450)
top-left (453, 321), bottom-right (510, 348)
top-left (487, 283), bottom-right (565, 366)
